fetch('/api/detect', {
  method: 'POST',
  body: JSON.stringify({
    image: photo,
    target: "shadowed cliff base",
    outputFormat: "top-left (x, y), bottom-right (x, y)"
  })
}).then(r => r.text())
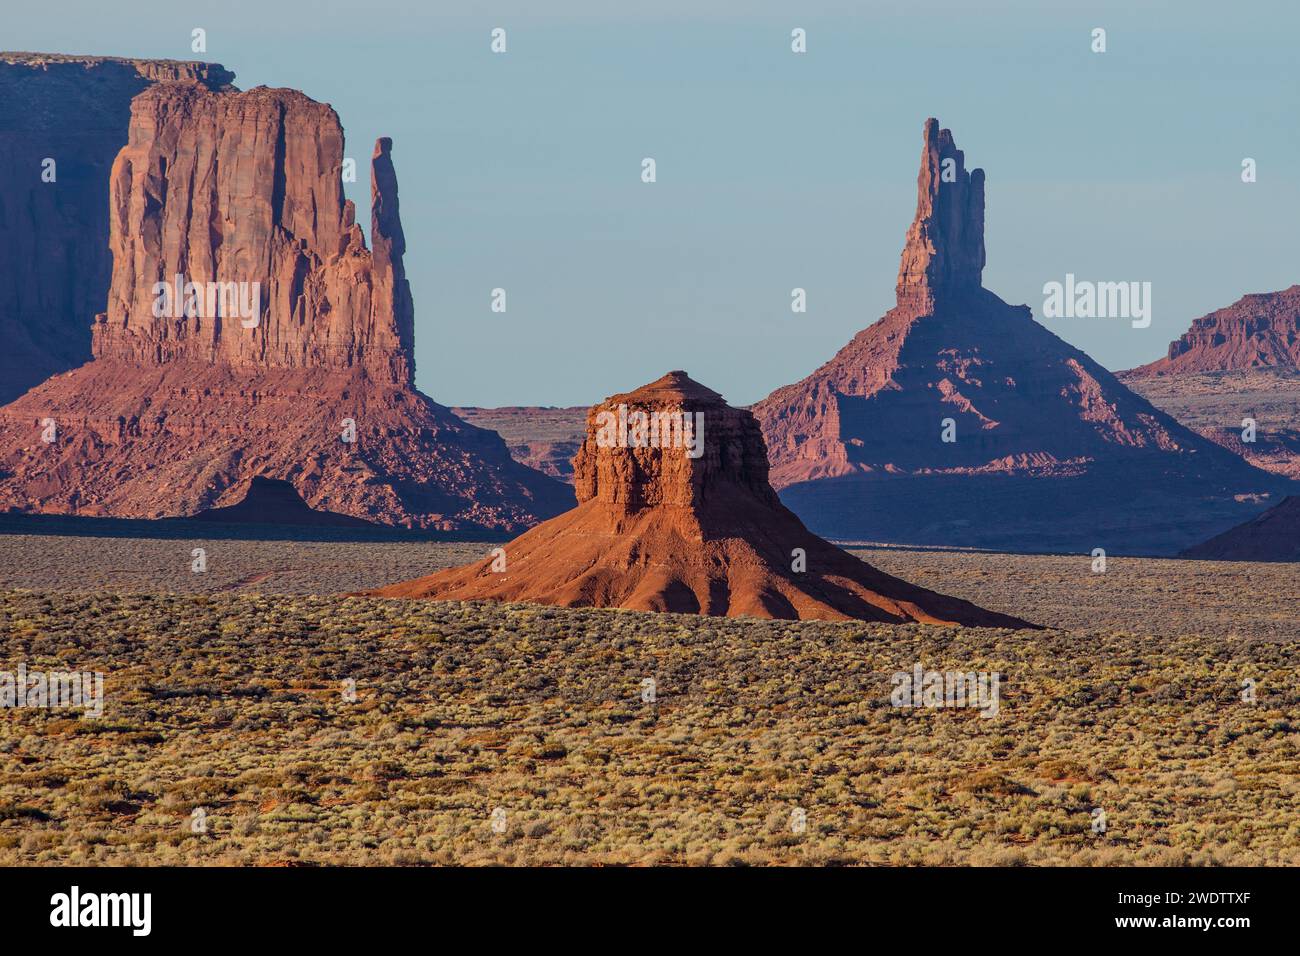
top-left (776, 466), bottom-right (1278, 557)
top-left (0, 509), bottom-right (508, 544)
top-left (183, 476), bottom-right (380, 528)
top-left (1180, 495), bottom-right (1300, 562)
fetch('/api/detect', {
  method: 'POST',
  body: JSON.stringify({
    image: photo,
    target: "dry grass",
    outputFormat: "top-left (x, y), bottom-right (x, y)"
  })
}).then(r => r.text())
top-left (1, 531), bottom-right (1295, 641)
top-left (0, 538), bottom-right (1296, 865)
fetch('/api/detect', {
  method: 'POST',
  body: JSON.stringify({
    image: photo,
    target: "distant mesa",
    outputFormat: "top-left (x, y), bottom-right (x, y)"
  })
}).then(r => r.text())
top-left (1119, 285), bottom-right (1300, 483)
top-left (1120, 366), bottom-right (1300, 482)
top-left (749, 118), bottom-right (1292, 555)
top-left (1180, 495), bottom-right (1300, 562)
top-left (0, 65), bottom-right (571, 532)
top-left (452, 406), bottom-right (587, 484)
top-left (1127, 285), bottom-right (1300, 376)
top-left (367, 371), bottom-right (1034, 628)
top-left (183, 476), bottom-right (378, 528)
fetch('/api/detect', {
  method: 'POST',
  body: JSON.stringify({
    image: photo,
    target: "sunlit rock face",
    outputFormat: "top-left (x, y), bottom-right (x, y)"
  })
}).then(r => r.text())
top-left (0, 53), bottom-right (235, 403)
top-left (368, 370), bottom-right (1034, 628)
top-left (0, 76), bottom-right (570, 532)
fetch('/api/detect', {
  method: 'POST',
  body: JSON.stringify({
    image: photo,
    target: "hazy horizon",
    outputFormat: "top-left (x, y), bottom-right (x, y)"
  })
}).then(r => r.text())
top-left (9, 0), bottom-right (1298, 406)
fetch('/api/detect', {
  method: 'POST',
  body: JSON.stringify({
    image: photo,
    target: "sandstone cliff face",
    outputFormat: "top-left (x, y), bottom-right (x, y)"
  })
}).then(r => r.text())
top-left (94, 84), bottom-right (412, 382)
top-left (572, 373), bottom-right (777, 510)
top-left (0, 78), bottom-right (570, 532)
top-left (751, 118), bottom-right (1291, 555)
top-left (369, 371), bottom-right (1032, 628)
top-left (0, 53), bottom-right (235, 403)
top-left (895, 118), bottom-right (985, 309)
top-left (1128, 285), bottom-right (1300, 375)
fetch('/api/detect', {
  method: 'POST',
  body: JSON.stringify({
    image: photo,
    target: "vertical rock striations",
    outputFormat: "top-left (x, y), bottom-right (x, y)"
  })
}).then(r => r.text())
top-left (895, 117), bottom-right (986, 309)
top-left (0, 53), bottom-right (235, 402)
top-left (93, 84), bottom-right (412, 382)
top-left (370, 137), bottom-right (416, 373)
top-left (571, 372), bottom-right (778, 510)
top-left (751, 118), bottom-right (1292, 555)
top-left (0, 74), bottom-right (570, 532)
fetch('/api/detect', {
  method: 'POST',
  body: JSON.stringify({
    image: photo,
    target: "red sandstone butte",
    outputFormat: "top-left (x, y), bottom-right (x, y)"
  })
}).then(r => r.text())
top-left (367, 371), bottom-right (1033, 627)
top-left (749, 118), bottom-right (1289, 555)
top-left (0, 81), bottom-right (570, 532)
top-left (1127, 285), bottom-right (1300, 376)
top-left (0, 53), bottom-right (236, 403)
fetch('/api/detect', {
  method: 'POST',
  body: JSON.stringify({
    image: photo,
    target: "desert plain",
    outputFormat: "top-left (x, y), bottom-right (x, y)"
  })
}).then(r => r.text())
top-left (1, 528), bottom-right (1294, 866)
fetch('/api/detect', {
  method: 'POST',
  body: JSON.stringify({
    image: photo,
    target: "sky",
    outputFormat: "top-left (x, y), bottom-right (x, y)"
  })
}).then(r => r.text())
top-left (8, 0), bottom-right (1299, 406)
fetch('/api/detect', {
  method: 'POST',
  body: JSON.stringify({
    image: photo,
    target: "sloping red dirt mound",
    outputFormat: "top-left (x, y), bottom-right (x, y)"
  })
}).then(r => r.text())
top-left (368, 371), bottom-right (1034, 627)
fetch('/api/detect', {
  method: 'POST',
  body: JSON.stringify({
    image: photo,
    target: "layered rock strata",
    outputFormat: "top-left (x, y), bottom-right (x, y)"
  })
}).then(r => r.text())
top-left (0, 79), bottom-right (569, 531)
top-left (368, 371), bottom-right (1033, 627)
top-left (750, 119), bottom-right (1290, 554)
top-left (0, 52), bottom-right (235, 402)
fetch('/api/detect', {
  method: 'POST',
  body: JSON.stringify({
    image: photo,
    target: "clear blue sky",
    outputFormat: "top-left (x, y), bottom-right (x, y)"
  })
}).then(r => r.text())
top-left (10, 1), bottom-right (1299, 406)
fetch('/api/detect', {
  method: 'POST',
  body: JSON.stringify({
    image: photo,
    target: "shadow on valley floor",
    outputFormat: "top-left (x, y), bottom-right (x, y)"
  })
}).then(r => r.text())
top-left (778, 468), bottom-right (1292, 558)
top-left (0, 511), bottom-right (510, 544)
